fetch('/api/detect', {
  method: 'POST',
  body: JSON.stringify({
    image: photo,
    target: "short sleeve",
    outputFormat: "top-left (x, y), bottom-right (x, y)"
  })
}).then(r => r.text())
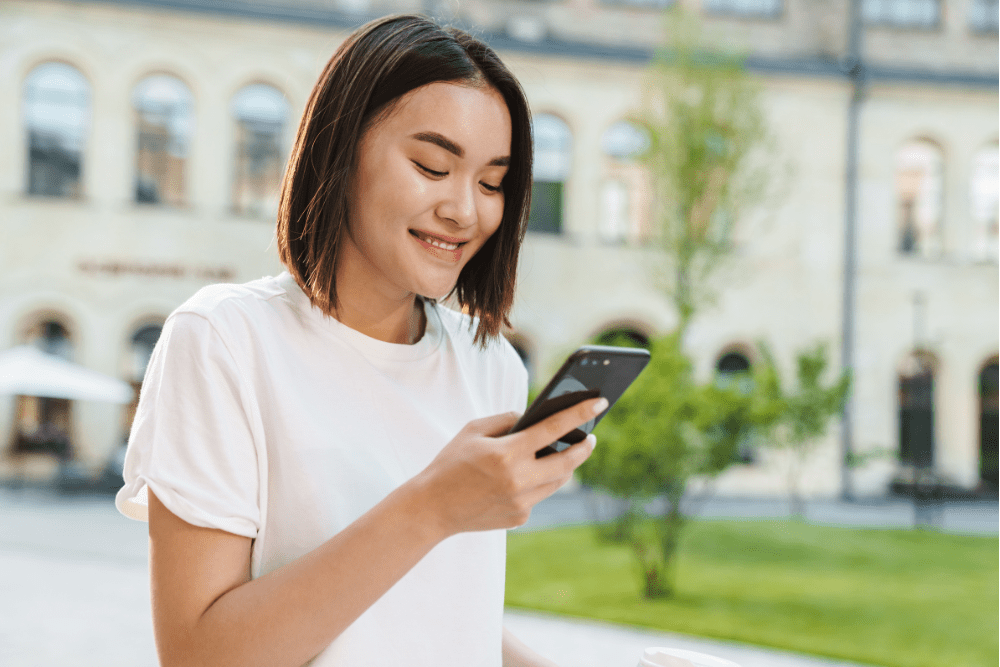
top-left (115, 311), bottom-right (262, 538)
top-left (501, 339), bottom-right (530, 414)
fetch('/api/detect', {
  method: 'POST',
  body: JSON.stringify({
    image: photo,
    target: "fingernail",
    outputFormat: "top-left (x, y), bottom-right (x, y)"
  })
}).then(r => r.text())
top-left (593, 398), bottom-right (609, 415)
top-left (586, 433), bottom-right (597, 446)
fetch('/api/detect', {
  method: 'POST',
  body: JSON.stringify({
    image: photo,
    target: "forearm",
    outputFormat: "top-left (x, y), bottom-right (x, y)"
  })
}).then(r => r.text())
top-left (158, 476), bottom-right (446, 667)
top-left (503, 626), bottom-right (561, 667)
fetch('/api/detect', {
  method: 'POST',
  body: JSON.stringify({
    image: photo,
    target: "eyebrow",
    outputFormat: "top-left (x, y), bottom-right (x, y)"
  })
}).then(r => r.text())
top-left (411, 131), bottom-right (510, 167)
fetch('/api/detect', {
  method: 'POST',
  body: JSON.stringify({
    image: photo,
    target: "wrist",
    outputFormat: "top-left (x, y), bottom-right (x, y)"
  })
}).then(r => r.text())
top-left (399, 471), bottom-right (453, 544)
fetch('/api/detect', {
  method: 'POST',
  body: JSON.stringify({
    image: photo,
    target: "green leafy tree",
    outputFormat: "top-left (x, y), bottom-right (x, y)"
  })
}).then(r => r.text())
top-left (758, 343), bottom-right (852, 518)
top-left (575, 10), bottom-right (783, 599)
top-left (641, 9), bottom-right (777, 333)
top-left (578, 334), bottom-right (781, 598)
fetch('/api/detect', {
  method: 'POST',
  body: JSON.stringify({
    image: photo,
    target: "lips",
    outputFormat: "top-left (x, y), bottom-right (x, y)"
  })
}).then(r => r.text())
top-left (409, 229), bottom-right (468, 261)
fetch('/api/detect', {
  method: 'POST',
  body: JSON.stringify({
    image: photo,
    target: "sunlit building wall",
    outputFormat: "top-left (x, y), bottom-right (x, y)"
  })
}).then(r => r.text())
top-left (0, 0), bottom-right (996, 498)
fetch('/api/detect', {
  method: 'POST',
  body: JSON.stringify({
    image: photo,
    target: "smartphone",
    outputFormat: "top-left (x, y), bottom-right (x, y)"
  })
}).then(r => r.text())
top-left (509, 345), bottom-right (651, 458)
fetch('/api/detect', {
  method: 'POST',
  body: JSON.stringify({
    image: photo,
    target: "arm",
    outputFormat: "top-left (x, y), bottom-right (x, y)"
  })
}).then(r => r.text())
top-left (149, 398), bottom-right (606, 667)
top-left (503, 626), bottom-right (562, 667)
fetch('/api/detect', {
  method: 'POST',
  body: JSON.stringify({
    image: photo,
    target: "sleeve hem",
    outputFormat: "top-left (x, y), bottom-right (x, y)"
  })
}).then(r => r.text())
top-left (116, 476), bottom-right (259, 539)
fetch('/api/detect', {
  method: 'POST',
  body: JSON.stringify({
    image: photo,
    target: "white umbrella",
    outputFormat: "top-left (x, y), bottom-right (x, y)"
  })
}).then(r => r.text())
top-left (0, 345), bottom-right (134, 404)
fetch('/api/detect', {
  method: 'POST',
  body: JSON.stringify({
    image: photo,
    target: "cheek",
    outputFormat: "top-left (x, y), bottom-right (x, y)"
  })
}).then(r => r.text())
top-left (481, 195), bottom-right (505, 237)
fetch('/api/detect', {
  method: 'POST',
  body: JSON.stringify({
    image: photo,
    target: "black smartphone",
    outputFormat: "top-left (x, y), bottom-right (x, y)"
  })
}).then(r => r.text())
top-left (509, 345), bottom-right (651, 458)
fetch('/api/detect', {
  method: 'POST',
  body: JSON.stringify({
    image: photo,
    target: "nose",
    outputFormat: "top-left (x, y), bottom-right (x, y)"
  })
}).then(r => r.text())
top-left (437, 178), bottom-right (477, 229)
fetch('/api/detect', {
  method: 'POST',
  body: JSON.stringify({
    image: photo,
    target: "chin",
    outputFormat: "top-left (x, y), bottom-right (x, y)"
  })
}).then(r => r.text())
top-left (418, 286), bottom-right (454, 301)
top-left (412, 275), bottom-right (460, 301)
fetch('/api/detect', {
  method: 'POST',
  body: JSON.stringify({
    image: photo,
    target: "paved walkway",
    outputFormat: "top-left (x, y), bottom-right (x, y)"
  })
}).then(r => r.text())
top-left (521, 488), bottom-right (999, 535)
top-left (0, 486), bottom-right (995, 666)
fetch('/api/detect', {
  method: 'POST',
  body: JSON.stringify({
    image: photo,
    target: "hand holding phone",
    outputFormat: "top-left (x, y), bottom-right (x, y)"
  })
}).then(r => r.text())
top-left (509, 345), bottom-right (650, 458)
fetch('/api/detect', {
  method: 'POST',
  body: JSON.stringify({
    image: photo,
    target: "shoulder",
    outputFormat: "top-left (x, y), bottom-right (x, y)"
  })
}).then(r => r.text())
top-left (175, 275), bottom-right (288, 320)
top-left (168, 274), bottom-right (292, 335)
top-left (435, 304), bottom-right (526, 378)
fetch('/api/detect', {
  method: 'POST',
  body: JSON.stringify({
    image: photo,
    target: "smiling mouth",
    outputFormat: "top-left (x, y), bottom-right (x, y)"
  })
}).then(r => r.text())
top-left (409, 230), bottom-right (467, 251)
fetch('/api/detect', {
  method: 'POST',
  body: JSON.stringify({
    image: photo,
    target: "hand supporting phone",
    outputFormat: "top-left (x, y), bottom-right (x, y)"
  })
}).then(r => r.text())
top-left (508, 345), bottom-right (650, 458)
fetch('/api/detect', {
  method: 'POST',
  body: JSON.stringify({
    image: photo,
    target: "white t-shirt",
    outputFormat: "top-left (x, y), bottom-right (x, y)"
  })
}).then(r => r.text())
top-left (116, 271), bottom-right (529, 666)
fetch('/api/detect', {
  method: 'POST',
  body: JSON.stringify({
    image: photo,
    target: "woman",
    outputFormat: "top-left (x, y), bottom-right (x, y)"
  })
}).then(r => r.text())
top-left (116, 15), bottom-right (604, 667)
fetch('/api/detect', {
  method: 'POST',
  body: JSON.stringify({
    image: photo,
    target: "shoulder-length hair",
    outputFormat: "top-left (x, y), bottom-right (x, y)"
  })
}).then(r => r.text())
top-left (277, 14), bottom-right (532, 346)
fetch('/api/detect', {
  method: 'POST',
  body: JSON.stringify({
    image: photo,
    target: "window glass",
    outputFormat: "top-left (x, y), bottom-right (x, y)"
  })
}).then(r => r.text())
top-left (899, 352), bottom-right (936, 468)
top-left (969, 0), bottom-right (999, 32)
top-left (601, 121), bottom-right (649, 162)
top-left (863, 0), bottom-right (941, 28)
top-left (23, 62), bottom-right (90, 198)
top-left (599, 180), bottom-right (630, 243)
top-left (895, 139), bottom-right (943, 258)
top-left (124, 324), bottom-right (163, 439)
top-left (529, 114), bottom-right (571, 234)
top-left (600, 121), bottom-right (651, 244)
top-left (980, 361), bottom-right (999, 488)
top-left (132, 74), bottom-right (194, 206)
top-left (14, 319), bottom-right (75, 459)
top-left (970, 142), bottom-right (999, 261)
top-left (703, 0), bottom-right (782, 17)
top-left (715, 351), bottom-right (752, 393)
top-left (715, 351), bottom-right (755, 462)
top-left (231, 84), bottom-right (289, 218)
top-left (594, 328), bottom-right (650, 349)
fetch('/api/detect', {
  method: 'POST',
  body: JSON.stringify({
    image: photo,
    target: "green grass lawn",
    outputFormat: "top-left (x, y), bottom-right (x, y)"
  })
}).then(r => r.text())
top-left (506, 519), bottom-right (998, 667)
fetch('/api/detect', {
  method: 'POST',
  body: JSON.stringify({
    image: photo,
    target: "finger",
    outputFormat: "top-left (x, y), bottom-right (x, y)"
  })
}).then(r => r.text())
top-left (509, 397), bottom-right (607, 455)
top-left (520, 439), bottom-right (595, 503)
top-left (467, 411), bottom-right (522, 438)
top-left (537, 433), bottom-right (597, 478)
top-left (521, 434), bottom-right (597, 489)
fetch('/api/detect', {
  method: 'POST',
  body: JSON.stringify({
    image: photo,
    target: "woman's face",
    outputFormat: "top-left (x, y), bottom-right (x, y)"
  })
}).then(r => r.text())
top-left (344, 81), bottom-right (512, 301)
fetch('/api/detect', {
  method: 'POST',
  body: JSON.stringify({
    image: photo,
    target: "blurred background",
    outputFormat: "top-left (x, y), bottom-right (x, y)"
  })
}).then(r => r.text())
top-left (0, 1), bottom-right (996, 666)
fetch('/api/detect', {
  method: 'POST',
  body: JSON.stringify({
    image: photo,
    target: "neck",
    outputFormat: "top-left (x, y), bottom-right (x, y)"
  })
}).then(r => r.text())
top-left (334, 293), bottom-right (426, 345)
top-left (329, 247), bottom-right (427, 346)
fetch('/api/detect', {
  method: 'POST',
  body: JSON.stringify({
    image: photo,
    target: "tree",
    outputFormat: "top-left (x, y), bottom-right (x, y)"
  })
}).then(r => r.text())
top-left (757, 343), bottom-right (851, 518)
top-left (575, 10), bottom-right (782, 599)
top-left (578, 334), bottom-right (781, 598)
top-left (640, 9), bottom-right (777, 334)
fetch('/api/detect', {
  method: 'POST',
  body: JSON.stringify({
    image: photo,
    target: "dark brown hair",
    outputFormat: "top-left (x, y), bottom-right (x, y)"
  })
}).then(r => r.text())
top-left (276, 14), bottom-right (532, 346)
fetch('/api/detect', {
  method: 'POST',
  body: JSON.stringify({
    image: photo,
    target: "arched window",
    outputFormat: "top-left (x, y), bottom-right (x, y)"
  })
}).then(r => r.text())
top-left (503, 333), bottom-right (533, 383)
top-left (968, 0), bottom-right (998, 32)
top-left (599, 120), bottom-right (650, 244)
top-left (11, 318), bottom-right (75, 460)
top-left (231, 83), bottom-right (289, 218)
top-left (123, 324), bottom-right (163, 438)
top-left (594, 326), bottom-right (650, 349)
top-left (895, 139), bottom-right (943, 258)
top-left (529, 114), bottom-right (571, 234)
top-left (23, 62), bottom-right (90, 198)
top-left (898, 351), bottom-right (936, 469)
top-left (129, 324), bottom-right (162, 382)
top-left (970, 142), bottom-right (999, 261)
top-left (979, 360), bottom-right (998, 490)
top-left (715, 349), bottom-right (755, 462)
top-left (133, 74), bottom-right (194, 206)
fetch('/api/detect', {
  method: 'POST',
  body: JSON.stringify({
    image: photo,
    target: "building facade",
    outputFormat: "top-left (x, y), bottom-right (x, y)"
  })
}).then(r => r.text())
top-left (0, 0), bottom-right (996, 497)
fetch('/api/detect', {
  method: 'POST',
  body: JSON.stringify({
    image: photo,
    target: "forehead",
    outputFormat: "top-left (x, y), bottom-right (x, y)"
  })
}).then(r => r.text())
top-left (371, 82), bottom-right (512, 160)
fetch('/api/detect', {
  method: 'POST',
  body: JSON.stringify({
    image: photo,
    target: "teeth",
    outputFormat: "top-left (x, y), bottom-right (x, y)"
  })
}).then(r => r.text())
top-left (416, 232), bottom-right (459, 250)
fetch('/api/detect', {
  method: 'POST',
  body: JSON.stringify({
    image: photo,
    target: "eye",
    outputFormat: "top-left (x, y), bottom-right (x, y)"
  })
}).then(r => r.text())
top-left (480, 181), bottom-right (503, 193)
top-left (413, 161), bottom-right (447, 178)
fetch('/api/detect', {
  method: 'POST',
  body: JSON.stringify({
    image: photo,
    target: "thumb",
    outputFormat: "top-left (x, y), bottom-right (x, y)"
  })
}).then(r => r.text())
top-left (470, 411), bottom-right (522, 438)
